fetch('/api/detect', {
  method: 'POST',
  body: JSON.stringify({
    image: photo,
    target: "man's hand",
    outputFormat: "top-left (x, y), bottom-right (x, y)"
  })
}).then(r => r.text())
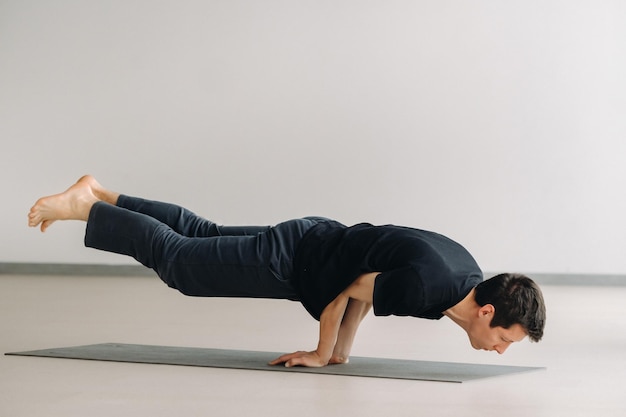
top-left (328, 354), bottom-right (349, 364)
top-left (269, 350), bottom-right (328, 368)
top-left (269, 351), bottom-right (348, 367)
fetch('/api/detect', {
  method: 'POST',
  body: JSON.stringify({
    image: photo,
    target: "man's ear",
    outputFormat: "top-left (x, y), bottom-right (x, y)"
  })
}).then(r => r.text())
top-left (478, 304), bottom-right (495, 318)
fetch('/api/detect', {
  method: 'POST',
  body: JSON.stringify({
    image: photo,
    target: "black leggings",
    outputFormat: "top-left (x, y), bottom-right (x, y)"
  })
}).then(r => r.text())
top-left (84, 195), bottom-right (330, 300)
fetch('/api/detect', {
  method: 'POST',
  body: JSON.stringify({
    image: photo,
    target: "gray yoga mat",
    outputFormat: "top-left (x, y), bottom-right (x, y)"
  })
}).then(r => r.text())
top-left (5, 343), bottom-right (544, 383)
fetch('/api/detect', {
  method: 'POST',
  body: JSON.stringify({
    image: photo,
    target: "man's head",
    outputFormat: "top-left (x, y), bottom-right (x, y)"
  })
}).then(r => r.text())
top-left (467, 273), bottom-right (546, 353)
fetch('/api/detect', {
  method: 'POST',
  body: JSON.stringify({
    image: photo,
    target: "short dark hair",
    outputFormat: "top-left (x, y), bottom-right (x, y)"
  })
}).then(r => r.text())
top-left (474, 273), bottom-right (546, 342)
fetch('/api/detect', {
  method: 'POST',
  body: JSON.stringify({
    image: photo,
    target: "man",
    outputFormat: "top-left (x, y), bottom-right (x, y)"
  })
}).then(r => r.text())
top-left (28, 175), bottom-right (546, 368)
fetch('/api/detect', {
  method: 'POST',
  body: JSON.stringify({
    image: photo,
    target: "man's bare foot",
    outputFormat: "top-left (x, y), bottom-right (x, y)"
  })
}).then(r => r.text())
top-left (77, 175), bottom-right (120, 205)
top-left (28, 175), bottom-right (105, 232)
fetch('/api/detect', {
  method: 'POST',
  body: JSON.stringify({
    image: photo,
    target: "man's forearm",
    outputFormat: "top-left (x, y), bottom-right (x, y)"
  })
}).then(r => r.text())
top-left (315, 292), bottom-right (351, 363)
top-left (332, 299), bottom-right (372, 362)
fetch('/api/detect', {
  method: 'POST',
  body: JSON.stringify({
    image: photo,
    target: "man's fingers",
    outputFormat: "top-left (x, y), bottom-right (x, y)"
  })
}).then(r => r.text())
top-left (268, 351), bottom-right (306, 366)
top-left (268, 351), bottom-right (325, 368)
top-left (284, 357), bottom-right (302, 368)
top-left (268, 354), bottom-right (289, 365)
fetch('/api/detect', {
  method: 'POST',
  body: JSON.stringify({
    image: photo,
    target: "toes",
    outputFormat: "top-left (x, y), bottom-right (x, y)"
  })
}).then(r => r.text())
top-left (28, 213), bottom-right (40, 227)
top-left (40, 219), bottom-right (54, 232)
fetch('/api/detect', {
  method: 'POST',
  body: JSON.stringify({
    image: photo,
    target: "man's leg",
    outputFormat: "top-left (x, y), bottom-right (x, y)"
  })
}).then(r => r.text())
top-left (29, 175), bottom-right (269, 238)
top-left (84, 201), bottom-right (297, 298)
top-left (116, 195), bottom-right (270, 238)
top-left (28, 176), bottom-right (307, 300)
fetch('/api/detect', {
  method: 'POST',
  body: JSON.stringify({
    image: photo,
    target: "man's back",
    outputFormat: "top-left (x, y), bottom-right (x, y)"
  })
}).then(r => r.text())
top-left (294, 222), bottom-right (483, 319)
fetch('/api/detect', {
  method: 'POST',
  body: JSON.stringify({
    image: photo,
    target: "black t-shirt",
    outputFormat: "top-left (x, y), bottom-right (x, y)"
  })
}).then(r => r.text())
top-left (292, 221), bottom-right (483, 320)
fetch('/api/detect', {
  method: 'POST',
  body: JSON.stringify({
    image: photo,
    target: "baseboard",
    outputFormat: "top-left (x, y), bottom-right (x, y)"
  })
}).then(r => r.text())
top-left (0, 262), bottom-right (625, 286)
top-left (0, 262), bottom-right (155, 277)
top-left (488, 272), bottom-right (626, 287)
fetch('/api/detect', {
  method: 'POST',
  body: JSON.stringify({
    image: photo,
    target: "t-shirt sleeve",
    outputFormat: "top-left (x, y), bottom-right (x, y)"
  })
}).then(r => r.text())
top-left (373, 266), bottom-right (426, 317)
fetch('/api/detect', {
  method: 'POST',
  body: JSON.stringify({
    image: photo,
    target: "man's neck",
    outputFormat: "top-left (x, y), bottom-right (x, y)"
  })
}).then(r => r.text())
top-left (443, 287), bottom-right (477, 332)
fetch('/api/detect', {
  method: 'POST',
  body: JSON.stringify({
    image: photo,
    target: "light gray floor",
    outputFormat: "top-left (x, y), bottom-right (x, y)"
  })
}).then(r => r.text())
top-left (1, 274), bottom-right (625, 417)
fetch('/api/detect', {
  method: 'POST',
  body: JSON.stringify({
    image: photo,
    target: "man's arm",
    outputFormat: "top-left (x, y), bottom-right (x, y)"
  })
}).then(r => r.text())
top-left (269, 290), bottom-right (350, 367)
top-left (329, 298), bottom-right (372, 364)
top-left (269, 272), bottom-right (378, 368)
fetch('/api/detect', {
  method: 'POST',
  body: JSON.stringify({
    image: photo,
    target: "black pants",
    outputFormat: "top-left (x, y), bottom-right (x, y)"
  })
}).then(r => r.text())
top-left (84, 195), bottom-right (330, 300)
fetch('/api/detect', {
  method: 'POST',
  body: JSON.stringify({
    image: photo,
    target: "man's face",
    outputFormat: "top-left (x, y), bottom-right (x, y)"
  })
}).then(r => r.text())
top-left (466, 305), bottom-right (527, 354)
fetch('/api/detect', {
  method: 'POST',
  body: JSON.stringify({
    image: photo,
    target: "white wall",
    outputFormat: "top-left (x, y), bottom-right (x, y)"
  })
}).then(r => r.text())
top-left (2, 0), bottom-right (625, 274)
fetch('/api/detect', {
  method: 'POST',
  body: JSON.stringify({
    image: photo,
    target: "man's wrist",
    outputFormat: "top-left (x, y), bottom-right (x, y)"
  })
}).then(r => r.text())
top-left (315, 348), bottom-right (332, 364)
